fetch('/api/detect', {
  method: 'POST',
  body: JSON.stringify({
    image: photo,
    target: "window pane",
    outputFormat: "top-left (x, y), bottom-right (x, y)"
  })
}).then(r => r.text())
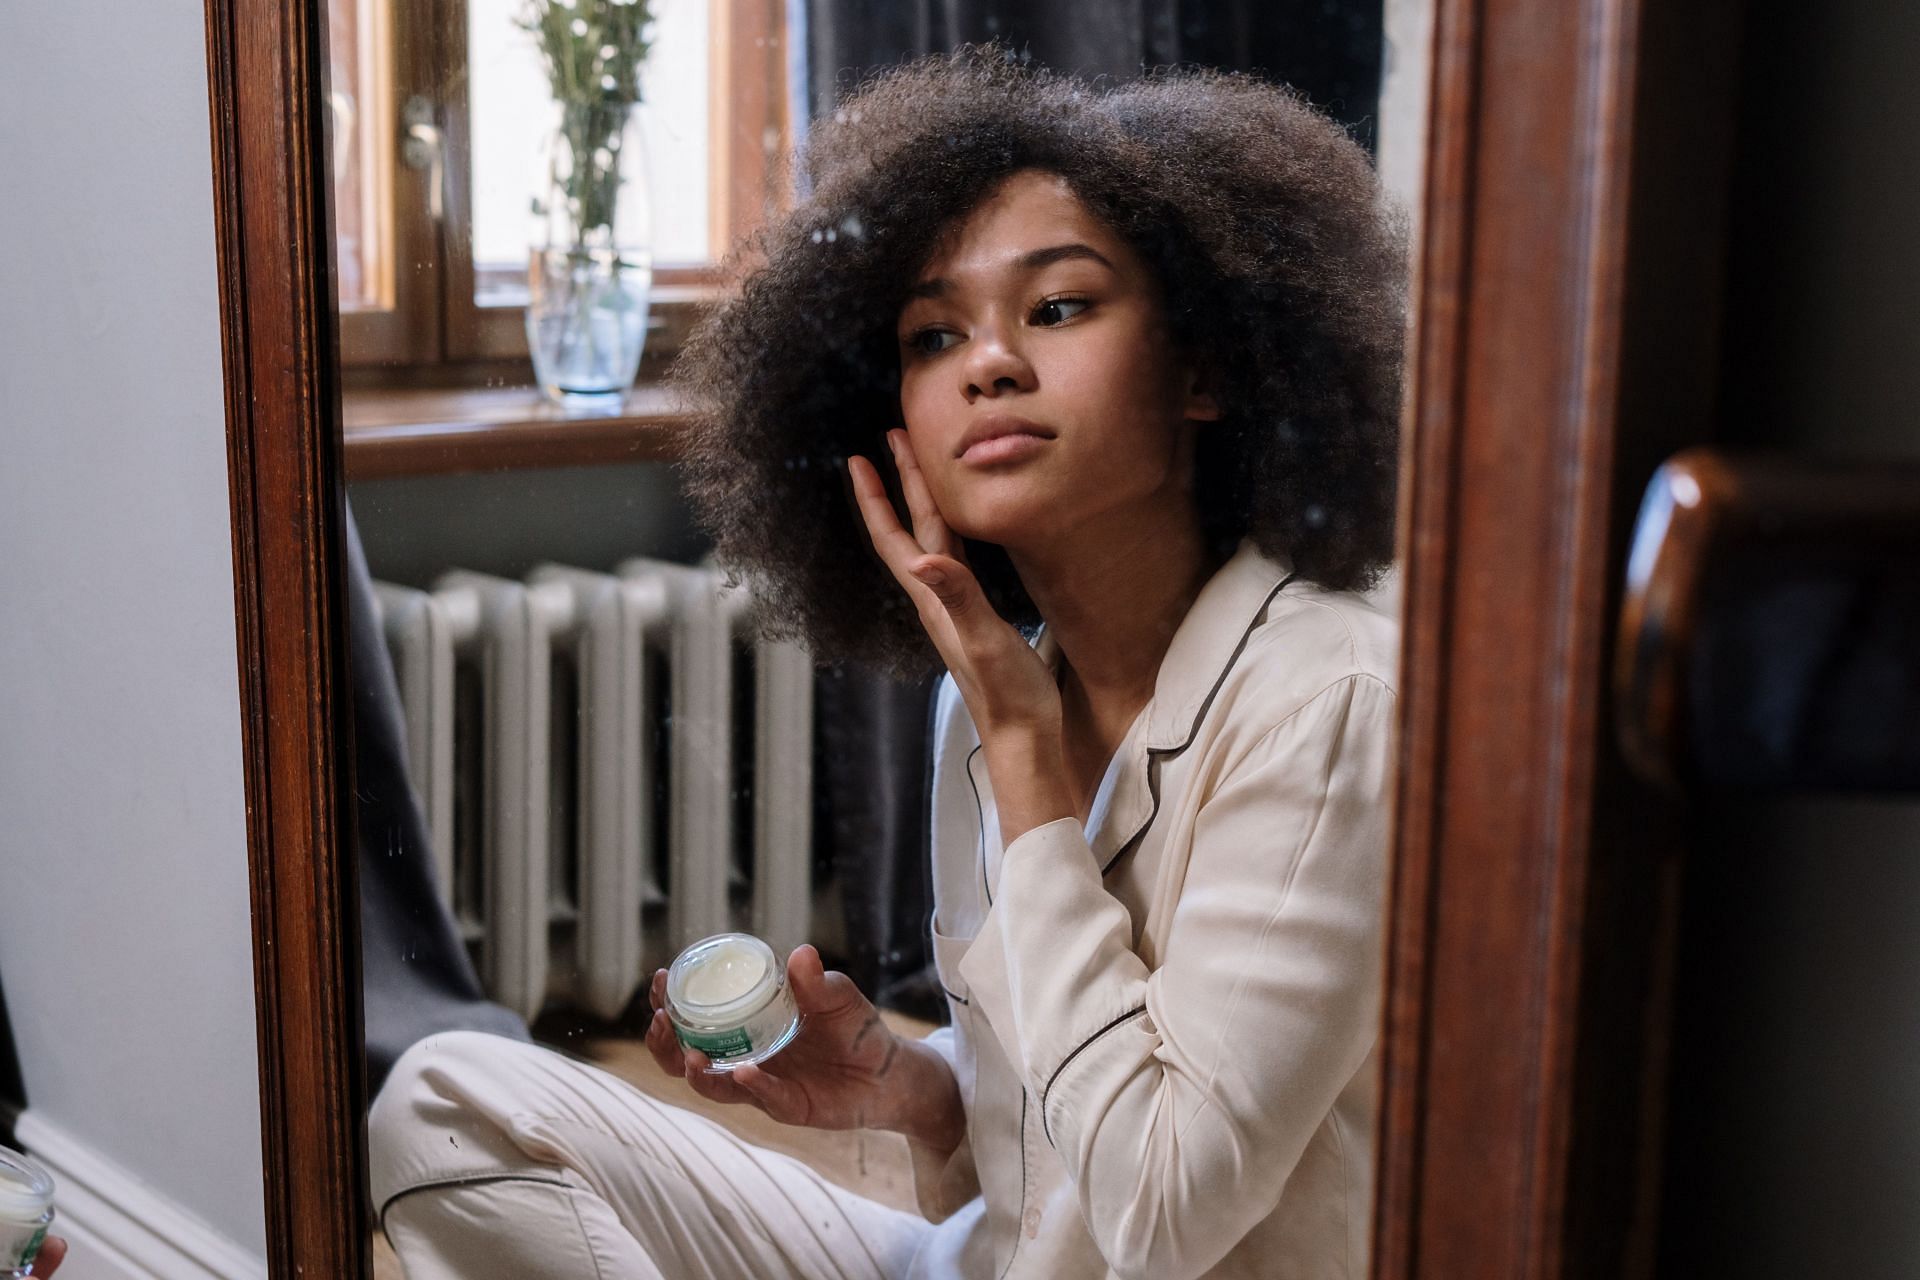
top-left (327, 0), bottom-right (391, 312)
top-left (468, 0), bottom-right (710, 305)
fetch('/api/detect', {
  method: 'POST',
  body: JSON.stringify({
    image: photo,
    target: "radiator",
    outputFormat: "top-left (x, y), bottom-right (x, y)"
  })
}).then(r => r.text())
top-left (370, 555), bottom-right (818, 1023)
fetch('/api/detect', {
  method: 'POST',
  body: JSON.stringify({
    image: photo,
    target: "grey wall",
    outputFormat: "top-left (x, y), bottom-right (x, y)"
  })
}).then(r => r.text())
top-left (0, 0), bottom-right (268, 1261)
top-left (350, 462), bottom-right (705, 588)
top-left (1657, 0), bottom-right (1920, 1274)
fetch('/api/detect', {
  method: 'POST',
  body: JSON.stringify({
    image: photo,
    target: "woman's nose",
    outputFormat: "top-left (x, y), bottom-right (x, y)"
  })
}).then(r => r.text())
top-left (961, 324), bottom-right (1033, 398)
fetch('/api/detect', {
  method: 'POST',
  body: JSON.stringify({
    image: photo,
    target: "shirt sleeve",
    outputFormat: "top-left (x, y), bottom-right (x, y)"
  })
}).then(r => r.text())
top-left (957, 673), bottom-right (1393, 1280)
top-left (903, 1023), bottom-right (982, 1222)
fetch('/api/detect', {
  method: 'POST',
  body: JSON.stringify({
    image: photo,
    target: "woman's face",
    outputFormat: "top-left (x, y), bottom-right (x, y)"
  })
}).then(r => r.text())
top-left (894, 168), bottom-right (1218, 550)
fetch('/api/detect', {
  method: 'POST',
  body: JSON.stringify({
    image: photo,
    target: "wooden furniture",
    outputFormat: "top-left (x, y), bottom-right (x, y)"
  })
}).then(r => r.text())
top-left (200, 0), bottom-right (1748, 1273)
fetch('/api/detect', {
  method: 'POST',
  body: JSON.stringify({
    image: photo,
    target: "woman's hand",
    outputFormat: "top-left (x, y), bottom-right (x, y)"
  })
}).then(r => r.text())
top-left (32, 1234), bottom-right (66, 1274)
top-left (645, 944), bottom-right (953, 1141)
top-left (846, 428), bottom-right (1062, 742)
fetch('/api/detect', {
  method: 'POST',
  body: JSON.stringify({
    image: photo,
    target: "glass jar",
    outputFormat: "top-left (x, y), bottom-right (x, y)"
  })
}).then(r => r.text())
top-left (526, 97), bottom-right (655, 408)
top-left (664, 932), bottom-right (803, 1070)
top-left (0, 1145), bottom-right (54, 1279)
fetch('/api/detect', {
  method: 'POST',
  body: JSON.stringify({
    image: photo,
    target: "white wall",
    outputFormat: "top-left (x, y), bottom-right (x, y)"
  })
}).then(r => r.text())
top-left (0, 0), bottom-right (269, 1270)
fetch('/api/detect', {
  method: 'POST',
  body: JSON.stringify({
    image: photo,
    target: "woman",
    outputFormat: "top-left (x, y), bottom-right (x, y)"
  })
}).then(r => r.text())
top-left (369, 42), bottom-right (1404, 1279)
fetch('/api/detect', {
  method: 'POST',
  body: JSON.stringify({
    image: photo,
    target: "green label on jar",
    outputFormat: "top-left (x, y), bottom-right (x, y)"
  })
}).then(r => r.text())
top-left (15, 1223), bottom-right (46, 1269)
top-left (678, 1026), bottom-right (753, 1059)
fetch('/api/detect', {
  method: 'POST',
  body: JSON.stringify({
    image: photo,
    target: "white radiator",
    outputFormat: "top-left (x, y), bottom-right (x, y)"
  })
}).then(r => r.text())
top-left (370, 555), bottom-right (818, 1023)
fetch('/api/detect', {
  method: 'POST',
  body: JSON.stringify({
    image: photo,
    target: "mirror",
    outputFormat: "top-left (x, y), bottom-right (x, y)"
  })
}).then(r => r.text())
top-left (324, 3), bottom-right (1424, 1275)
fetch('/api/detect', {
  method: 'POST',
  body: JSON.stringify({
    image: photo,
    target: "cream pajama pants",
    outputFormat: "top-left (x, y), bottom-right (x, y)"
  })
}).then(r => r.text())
top-left (369, 1029), bottom-right (959, 1279)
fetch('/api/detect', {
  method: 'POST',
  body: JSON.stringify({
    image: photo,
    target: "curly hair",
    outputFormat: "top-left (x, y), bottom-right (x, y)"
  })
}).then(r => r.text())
top-left (671, 42), bottom-right (1406, 683)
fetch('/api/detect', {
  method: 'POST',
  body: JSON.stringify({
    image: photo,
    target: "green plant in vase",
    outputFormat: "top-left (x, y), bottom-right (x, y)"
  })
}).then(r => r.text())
top-left (518, 0), bottom-right (659, 406)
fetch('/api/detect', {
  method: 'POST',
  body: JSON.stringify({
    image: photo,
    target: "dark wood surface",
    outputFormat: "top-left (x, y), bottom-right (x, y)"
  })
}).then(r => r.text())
top-left (343, 383), bottom-right (692, 478)
top-left (1377, 0), bottom-right (1743, 1275)
top-left (202, 0), bottom-right (369, 1274)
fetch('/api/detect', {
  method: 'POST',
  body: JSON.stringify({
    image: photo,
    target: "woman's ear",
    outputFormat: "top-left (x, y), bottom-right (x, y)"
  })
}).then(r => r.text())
top-left (1181, 357), bottom-right (1223, 423)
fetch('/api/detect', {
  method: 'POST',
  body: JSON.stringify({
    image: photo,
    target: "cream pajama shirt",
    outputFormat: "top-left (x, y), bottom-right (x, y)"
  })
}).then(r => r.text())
top-left (370, 535), bottom-right (1398, 1279)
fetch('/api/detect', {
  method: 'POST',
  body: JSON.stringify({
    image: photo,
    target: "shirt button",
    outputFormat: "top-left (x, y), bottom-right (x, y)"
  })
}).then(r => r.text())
top-left (1024, 1206), bottom-right (1043, 1238)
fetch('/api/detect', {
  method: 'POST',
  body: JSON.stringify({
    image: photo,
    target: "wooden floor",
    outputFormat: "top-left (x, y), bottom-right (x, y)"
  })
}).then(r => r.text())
top-left (371, 1008), bottom-right (936, 1277)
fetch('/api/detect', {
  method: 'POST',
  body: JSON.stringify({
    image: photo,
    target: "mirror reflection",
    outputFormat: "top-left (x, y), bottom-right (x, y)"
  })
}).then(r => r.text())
top-left (332, 4), bottom-right (1419, 1276)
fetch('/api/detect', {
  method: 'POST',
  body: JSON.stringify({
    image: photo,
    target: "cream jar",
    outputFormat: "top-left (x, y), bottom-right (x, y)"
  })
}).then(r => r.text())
top-left (664, 932), bottom-right (802, 1070)
top-left (0, 1144), bottom-right (54, 1278)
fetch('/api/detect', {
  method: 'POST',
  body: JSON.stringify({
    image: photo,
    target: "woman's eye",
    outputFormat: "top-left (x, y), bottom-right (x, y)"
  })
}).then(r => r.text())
top-left (1033, 297), bottom-right (1090, 326)
top-left (908, 328), bottom-right (960, 356)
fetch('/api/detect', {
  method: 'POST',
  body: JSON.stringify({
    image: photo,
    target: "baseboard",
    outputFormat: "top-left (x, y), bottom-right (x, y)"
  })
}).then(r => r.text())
top-left (11, 1111), bottom-right (267, 1280)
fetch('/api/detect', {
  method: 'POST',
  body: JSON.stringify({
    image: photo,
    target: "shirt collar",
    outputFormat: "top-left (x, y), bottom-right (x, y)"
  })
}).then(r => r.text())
top-left (1028, 535), bottom-right (1297, 752)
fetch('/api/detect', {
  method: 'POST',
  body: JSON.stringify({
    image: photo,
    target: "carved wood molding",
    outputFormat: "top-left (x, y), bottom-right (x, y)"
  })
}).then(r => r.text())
top-left (202, 0), bottom-right (368, 1274)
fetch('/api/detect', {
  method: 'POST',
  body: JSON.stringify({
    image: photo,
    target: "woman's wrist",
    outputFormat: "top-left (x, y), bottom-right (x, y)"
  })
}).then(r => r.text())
top-left (879, 1035), bottom-right (967, 1155)
top-left (983, 729), bottom-right (1076, 848)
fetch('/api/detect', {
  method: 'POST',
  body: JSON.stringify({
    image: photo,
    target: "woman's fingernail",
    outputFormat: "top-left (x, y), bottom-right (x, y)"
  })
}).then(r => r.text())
top-left (912, 566), bottom-right (945, 586)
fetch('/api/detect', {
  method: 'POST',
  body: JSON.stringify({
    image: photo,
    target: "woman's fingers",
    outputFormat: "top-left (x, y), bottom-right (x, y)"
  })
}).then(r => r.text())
top-left (36, 1235), bottom-right (65, 1275)
top-left (732, 1062), bottom-right (809, 1125)
top-left (680, 1049), bottom-right (760, 1107)
top-left (847, 453), bottom-right (934, 578)
top-left (646, 968), bottom-right (697, 1079)
top-left (785, 944), bottom-right (857, 1018)
top-left (649, 1005), bottom-right (762, 1109)
top-left (910, 556), bottom-right (1013, 652)
top-left (885, 429), bottom-right (957, 557)
top-left (646, 1008), bottom-right (686, 1077)
top-left (785, 943), bottom-right (825, 1011)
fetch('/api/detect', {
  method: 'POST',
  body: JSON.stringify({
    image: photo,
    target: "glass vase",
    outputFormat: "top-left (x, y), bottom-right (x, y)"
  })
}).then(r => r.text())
top-left (527, 97), bottom-right (655, 408)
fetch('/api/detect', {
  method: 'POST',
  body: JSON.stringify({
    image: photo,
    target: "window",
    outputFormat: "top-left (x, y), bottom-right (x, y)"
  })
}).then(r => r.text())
top-left (325, 0), bottom-right (791, 380)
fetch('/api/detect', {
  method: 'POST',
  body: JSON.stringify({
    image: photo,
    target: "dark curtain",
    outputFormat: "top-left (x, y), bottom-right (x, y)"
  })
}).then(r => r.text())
top-left (803, 0), bottom-right (1383, 152)
top-left (800, 0), bottom-right (1384, 1022)
top-left (348, 501), bottom-right (529, 1101)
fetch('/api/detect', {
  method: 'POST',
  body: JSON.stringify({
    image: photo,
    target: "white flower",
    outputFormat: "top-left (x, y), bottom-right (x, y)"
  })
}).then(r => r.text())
top-left (570, 17), bottom-right (588, 35)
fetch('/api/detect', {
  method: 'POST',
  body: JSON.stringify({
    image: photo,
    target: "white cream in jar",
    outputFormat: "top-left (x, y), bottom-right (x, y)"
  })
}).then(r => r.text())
top-left (665, 932), bottom-right (802, 1070)
top-left (0, 1144), bottom-right (54, 1278)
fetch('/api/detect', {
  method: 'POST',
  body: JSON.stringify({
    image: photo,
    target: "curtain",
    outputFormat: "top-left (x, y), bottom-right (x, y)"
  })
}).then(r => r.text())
top-left (349, 502), bottom-right (529, 1102)
top-left (803, 0), bottom-right (1383, 152)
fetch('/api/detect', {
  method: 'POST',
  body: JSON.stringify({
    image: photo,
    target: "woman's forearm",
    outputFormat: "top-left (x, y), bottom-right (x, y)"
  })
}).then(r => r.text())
top-left (879, 1034), bottom-right (967, 1157)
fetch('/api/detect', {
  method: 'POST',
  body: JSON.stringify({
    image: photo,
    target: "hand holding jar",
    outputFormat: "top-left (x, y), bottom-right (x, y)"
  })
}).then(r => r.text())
top-left (645, 940), bottom-right (965, 1154)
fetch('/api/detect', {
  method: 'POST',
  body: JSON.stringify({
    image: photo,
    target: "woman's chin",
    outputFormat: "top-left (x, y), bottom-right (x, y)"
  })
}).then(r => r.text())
top-left (949, 468), bottom-right (1059, 516)
top-left (945, 501), bottom-right (1056, 549)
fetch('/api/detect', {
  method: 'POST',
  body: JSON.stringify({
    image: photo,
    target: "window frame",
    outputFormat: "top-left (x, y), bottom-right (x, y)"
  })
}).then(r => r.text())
top-left (337, 0), bottom-right (789, 376)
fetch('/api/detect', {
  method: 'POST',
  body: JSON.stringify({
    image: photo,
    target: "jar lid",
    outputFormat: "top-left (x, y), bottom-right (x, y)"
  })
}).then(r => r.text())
top-left (0, 1145), bottom-right (53, 1222)
top-left (666, 932), bottom-right (780, 1026)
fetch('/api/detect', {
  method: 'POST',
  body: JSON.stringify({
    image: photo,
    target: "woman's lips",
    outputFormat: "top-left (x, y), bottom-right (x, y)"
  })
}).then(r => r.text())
top-left (960, 432), bottom-right (1051, 466)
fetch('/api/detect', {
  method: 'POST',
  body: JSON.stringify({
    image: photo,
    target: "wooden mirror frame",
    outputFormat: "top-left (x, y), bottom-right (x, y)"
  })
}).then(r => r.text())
top-left (203, 0), bottom-right (1742, 1272)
